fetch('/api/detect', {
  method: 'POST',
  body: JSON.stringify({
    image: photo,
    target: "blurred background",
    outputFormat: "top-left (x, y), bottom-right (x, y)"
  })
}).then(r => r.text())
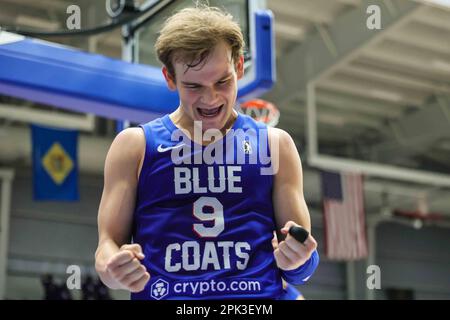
top-left (0, 0), bottom-right (449, 300)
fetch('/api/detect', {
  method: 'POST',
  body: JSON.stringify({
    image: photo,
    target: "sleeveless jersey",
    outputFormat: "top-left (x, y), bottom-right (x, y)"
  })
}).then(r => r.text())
top-left (131, 113), bottom-right (283, 300)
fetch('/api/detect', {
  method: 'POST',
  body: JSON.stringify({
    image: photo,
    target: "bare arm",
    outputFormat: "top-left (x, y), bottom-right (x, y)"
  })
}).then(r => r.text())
top-left (95, 128), bottom-right (150, 291)
top-left (269, 127), bottom-right (317, 271)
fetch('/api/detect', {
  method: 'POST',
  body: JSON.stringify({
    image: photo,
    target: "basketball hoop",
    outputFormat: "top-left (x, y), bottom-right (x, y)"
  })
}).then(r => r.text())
top-left (238, 99), bottom-right (280, 127)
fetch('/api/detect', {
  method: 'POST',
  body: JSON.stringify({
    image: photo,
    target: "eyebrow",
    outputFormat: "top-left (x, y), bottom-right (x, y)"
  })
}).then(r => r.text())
top-left (181, 72), bottom-right (233, 86)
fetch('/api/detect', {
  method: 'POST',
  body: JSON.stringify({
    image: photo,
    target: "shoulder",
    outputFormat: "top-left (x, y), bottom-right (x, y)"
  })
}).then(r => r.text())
top-left (107, 127), bottom-right (146, 165)
top-left (268, 127), bottom-right (292, 142)
top-left (112, 127), bottom-right (145, 152)
top-left (268, 127), bottom-right (303, 179)
top-left (268, 127), bottom-right (297, 154)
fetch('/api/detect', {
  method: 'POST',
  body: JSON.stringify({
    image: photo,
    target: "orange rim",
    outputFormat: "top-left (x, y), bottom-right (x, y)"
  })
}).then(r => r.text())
top-left (240, 99), bottom-right (280, 125)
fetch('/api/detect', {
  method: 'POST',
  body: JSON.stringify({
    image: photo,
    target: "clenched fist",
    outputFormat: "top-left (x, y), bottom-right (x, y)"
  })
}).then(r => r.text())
top-left (274, 221), bottom-right (318, 271)
top-left (105, 244), bottom-right (151, 292)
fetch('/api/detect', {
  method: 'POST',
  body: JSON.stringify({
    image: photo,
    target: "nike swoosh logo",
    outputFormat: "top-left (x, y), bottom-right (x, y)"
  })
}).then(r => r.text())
top-left (157, 144), bottom-right (185, 152)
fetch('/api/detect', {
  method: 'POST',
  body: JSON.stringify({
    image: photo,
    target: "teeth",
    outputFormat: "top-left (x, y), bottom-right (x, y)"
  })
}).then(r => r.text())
top-left (203, 108), bottom-right (219, 115)
top-left (199, 106), bottom-right (221, 117)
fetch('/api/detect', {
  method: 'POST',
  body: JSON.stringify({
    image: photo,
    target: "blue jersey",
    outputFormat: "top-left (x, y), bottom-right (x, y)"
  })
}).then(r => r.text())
top-left (131, 113), bottom-right (283, 300)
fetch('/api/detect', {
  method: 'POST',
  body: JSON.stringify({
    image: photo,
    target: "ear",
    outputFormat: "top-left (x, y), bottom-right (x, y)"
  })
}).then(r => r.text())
top-left (162, 66), bottom-right (177, 91)
top-left (235, 55), bottom-right (244, 80)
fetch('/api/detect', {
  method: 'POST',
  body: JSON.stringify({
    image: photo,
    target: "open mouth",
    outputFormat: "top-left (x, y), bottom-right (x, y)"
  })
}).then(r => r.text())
top-left (197, 105), bottom-right (223, 118)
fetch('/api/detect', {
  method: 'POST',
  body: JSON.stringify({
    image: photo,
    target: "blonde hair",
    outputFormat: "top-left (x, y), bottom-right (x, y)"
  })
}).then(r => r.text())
top-left (155, 5), bottom-right (245, 78)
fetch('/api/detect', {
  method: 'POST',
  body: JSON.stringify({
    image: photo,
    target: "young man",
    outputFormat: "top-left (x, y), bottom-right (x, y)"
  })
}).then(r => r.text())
top-left (95, 6), bottom-right (318, 300)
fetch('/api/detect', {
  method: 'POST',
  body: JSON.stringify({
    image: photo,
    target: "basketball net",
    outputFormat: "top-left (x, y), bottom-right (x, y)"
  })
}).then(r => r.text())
top-left (237, 99), bottom-right (280, 127)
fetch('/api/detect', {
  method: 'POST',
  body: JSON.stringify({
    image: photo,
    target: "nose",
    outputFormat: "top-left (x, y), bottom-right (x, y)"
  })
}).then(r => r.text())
top-left (201, 87), bottom-right (219, 106)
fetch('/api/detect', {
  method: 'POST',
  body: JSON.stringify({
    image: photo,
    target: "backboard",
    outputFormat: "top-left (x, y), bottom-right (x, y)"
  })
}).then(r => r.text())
top-left (136, 0), bottom-right (252, 66)
top-left (134, 0), bottom-right (271, 97)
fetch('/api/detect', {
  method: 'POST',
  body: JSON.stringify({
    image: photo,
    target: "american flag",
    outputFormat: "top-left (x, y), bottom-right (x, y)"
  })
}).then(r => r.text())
top-left (321, 171), bottom-right (368, 261)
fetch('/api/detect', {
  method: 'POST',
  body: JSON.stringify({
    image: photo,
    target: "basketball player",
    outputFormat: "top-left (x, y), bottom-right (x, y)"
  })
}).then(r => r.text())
top-left (95, 6), bottom-right (319, 299)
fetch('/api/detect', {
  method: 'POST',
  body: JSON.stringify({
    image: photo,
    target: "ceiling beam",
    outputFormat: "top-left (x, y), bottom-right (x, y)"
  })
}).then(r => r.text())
top-left (385, 23), bottom-right (450, 56)
top-left (361, 43), bottom-right (450, 79)
top-left (274, 21), bottom-right (306, 42)
top-left (339, 63), bottom-right (450, 95)
top-left (336, 0), bottom-right (362, 6)
top-left (317, 76), bottom-right (426, 106)
top-left (264, 0), bottom-right (422, 106)
top-left (281, 102), bottom-right (384, 130)
top-left (315, 89), bottom-right (403, 118)
top-left (412, 5), bottom-right (450, 31)
top-left (1, 0), bottom-right (70, 11)
top-left (269, 0), bottom-right (334, 25)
